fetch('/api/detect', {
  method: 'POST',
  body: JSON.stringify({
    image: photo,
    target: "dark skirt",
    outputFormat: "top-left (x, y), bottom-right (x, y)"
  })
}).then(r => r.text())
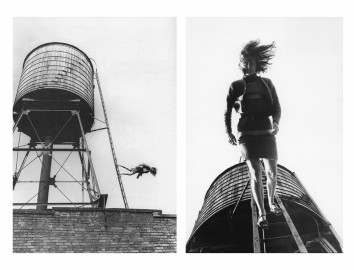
top-left (238, 134), bottom-right (278, 160)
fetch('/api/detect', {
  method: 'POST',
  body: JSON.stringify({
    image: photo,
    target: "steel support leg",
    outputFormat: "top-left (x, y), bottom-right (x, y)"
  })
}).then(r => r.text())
top-left (74, 111), bottom-right (100, 201)
top-left (77, 140), bottom-right (94, 204)
top-left (13, 110), bottom-right (25, 133)
top-left (36, 137), bottom-right (53, 211)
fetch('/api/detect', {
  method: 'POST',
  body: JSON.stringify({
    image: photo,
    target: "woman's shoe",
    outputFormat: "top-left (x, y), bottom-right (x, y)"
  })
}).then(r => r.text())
top-left (270, 204), bottom-right (283, 216)
top-left (257, 215), bottom-right (269, 230)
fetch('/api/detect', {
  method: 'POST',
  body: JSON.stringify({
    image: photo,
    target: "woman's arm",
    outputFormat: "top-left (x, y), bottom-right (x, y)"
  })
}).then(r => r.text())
top-left (269, 80), bottom-right (281, 125)
top-left (265, 79), bottom-right (281, 135)
top-left (225, 81), bottom-right (242, 145)
top-left (224, 86), bottom-right (235, 134)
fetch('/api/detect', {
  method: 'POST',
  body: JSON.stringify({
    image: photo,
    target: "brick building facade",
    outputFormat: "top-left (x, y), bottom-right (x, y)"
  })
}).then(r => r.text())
top-left (13, 208), bottom-right (176, 253)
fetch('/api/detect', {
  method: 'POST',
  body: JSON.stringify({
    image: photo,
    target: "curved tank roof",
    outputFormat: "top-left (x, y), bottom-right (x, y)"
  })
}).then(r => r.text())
top-left (187, 163), bottom-right (332, 249)
top-left (13, 42), bottom-right (95, 142)
top-left (22, 42), bottom-right (94, 71)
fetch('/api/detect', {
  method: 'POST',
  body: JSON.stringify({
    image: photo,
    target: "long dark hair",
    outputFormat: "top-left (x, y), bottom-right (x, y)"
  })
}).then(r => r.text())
top-left (239, 40), bottom-right (276, 74)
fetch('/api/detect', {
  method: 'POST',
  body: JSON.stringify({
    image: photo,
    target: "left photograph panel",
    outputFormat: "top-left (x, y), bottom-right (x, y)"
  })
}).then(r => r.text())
top-left (13, 17), bottom-right (176, 253)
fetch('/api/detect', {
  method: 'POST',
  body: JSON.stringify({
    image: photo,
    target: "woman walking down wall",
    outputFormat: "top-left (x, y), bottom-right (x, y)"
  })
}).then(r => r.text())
top-left (224, 40), bottom-right (282, 230)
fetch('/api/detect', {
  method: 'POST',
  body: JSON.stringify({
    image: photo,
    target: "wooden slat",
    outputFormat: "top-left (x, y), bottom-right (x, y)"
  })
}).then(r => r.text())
top-left (318, 235), bottom-right (338, 253)
top-left (251, 194), bottom-right (261, 253)
top-left (275, 192), bottom-right (308, 253)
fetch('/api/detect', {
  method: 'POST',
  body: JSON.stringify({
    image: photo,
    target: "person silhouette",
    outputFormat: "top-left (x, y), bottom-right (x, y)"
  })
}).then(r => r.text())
top-left (119, 163), bottom-right (157, 179)
top-left (224, 40), bottom-right (282, 229)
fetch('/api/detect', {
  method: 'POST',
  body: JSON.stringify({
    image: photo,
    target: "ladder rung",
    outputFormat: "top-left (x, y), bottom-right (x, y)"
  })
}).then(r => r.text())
top-left (261, 235), bottom-right (293, 242)
top-left (96, 71), bottom-right (129, 209)
top-left (267, 222), bottom-right (288, 226)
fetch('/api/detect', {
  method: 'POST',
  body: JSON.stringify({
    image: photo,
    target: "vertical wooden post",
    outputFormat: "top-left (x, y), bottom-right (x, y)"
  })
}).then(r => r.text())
top-left (251, 194), bottom-right (261, 253)
top-left (275, 193), bottom-right (308, 253)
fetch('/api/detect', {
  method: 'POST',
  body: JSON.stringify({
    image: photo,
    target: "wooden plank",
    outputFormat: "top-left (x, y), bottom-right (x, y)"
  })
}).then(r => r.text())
top-left (251, 194), bottom-right (261, 253)
top-left (318, 235), bottom-right (338, 253)
top-left (292, 172), bottom-right (342, 249)
top-left (275, 192), bottom-right (308, 253)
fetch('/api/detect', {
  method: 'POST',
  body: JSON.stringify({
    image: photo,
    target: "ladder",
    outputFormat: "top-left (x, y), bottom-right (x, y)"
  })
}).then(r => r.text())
top-left (251, 192), bottom-right (308, 253)
top-left (95, 70), bottom-right (129, 209)
top-left (248, 168), bottom-right (308, 253)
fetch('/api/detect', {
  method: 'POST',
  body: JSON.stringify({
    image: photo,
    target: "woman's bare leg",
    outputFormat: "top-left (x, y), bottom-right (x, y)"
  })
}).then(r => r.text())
top-left (121, 172), bottom-right (133, 176)
top-left (246, 158), bottom-right (265, 216)
top-left (119, 165), bottom-right (131, 171)
top-left (263, 158), bottom-right (277, 207)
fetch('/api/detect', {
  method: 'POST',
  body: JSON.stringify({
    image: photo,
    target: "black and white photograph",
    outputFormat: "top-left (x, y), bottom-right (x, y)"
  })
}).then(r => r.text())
top-left (12, 17), bottom-right (176, 253)
top-left (186, 17), bottom-right (343, 253)
top-left (1, 0), bottom-right (354, 269)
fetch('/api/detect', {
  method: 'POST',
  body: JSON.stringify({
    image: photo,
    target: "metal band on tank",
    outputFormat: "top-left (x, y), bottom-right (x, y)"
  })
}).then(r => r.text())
top-left (14, 42), bottom-right (95, 111)
top-left (187, 163), bottom-right (327, 246)
top-left (22, 42), bottom-right (94, 71)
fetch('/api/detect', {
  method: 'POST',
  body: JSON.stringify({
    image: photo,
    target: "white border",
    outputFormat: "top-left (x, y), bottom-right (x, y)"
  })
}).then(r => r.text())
top-left (1, 1), bottom-right (353, 269)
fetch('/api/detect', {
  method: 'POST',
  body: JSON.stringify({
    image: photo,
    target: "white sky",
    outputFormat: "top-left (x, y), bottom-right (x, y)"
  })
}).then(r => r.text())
top-left (186, 18), bottom-right (343, 240)
top-left (13, 18), bottom-right (176, 214)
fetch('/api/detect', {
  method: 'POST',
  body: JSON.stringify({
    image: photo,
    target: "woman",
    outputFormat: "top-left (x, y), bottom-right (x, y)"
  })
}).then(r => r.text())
top-left (224, 40), bottom-right (282, 229)
top-left (120, 163), bottom-right (157, 179)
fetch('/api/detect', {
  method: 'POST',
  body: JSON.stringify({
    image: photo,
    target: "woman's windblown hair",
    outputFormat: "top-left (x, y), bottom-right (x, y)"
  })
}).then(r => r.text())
top-left (240, 40), bottom-right (276, 74)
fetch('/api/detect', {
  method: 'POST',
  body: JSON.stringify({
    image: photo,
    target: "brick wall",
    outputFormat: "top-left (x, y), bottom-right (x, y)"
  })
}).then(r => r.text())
top-left (13, 208), bottom-right (176, 253)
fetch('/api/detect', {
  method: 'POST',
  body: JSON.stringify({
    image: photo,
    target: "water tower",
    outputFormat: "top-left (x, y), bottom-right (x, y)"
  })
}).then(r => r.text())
top-left (186, 162), bottom-right (342, 253)
top-left (13, 42), bottom-right (128, 210)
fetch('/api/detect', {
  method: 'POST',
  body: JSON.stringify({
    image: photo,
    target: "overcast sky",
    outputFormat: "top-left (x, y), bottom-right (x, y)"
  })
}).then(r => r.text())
top-left (186, 18), bottom-right (343, 240)
top-left (12, 17), bottom-right (176, 214)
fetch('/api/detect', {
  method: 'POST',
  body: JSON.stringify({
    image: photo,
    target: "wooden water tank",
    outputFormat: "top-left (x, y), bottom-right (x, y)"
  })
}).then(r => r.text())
top-left (13, 42), bottom-right (95, 142)
top-left (186, 163), bottom-right (342, 253)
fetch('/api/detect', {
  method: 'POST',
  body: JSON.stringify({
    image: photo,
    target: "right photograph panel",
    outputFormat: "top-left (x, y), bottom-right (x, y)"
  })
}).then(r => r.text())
top-left (186, 18), bottom-right (342, 253)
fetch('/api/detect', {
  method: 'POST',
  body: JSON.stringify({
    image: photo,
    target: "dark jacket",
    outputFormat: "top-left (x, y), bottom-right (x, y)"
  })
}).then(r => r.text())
top-left (224, 76), bottom-right (281, 133)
